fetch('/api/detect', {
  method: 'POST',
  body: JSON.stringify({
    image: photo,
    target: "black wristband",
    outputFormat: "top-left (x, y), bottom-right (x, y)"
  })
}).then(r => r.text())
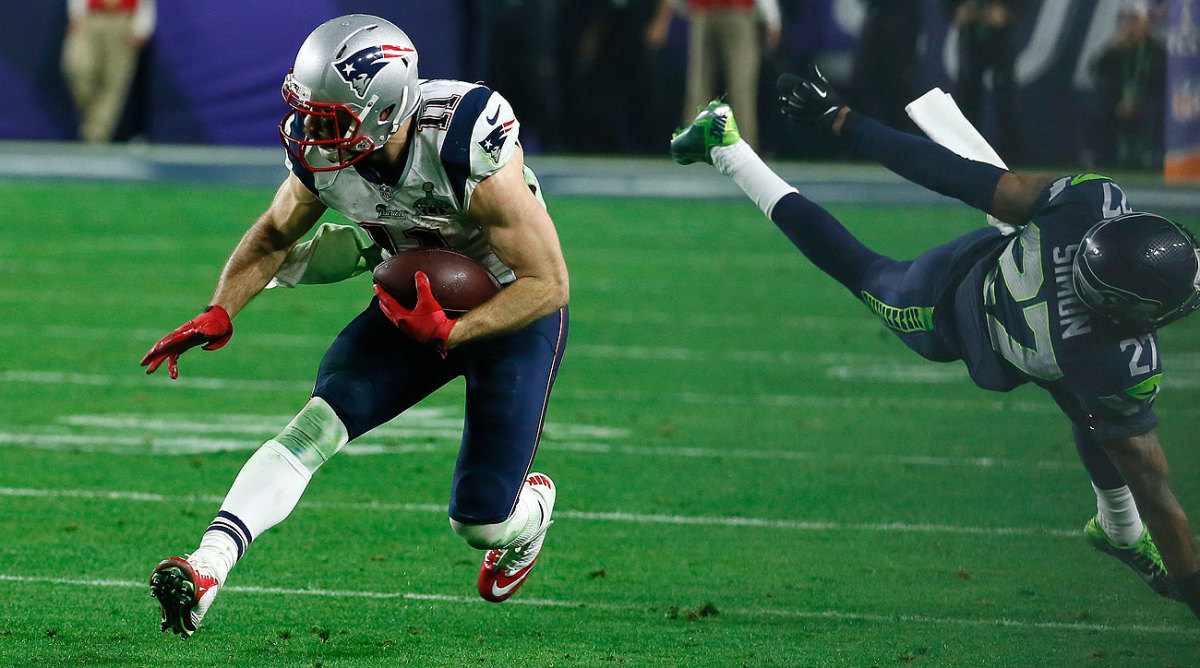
top-left (1176, 570), bottom-right (1200, 619)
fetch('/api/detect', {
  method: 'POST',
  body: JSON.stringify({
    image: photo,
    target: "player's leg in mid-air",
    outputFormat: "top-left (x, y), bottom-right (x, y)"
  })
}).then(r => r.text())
top-left (672, 100), bottom-right (994, 362)
top-left (674, 99), bottom-right (1179, 602)
top-left (451, 307), bottom-right (568, 602)
top-left (151, 301), bottom-right (458, 638)
top-left (1073, 424), bottom-right (1178, 598)
top-left (315, 304), bottom-right (568, 604)
top-left (149, 391), bottom-right (355, 639)
top-left (151, 302), bottom-right (569, 637)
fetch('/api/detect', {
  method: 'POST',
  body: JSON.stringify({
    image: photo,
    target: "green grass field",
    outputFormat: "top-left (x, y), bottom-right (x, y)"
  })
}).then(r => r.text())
top-left (2, 179), bottom-right (1200, 667)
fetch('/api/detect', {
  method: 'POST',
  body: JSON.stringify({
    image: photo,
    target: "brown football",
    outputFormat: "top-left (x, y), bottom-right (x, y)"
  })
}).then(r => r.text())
top-left (371, 248), bottom-right (501, 318)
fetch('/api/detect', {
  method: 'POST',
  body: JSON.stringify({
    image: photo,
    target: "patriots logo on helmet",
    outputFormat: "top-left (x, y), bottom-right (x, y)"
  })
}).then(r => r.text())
top-left (332, 45), bottom-right (414, 99)
top-left (477, 120), bottom-right (515, 164)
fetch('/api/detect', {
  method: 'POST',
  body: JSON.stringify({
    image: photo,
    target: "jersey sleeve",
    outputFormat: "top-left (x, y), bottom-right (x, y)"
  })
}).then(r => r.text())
top-left (281, 113), bottom-right (319, 196)
top-left (1028, 173), bottom-right (1132, 226)
top-left (468, 90), bottom-right (520, 181)
top-left (1049, 333), bottom-right (1162, 442)
top-left (438, 86), bottom-right (521, 211)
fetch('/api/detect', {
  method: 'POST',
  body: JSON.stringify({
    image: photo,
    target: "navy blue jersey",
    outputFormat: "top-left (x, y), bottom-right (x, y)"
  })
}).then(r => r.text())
top-left (951, 175), bottom-right (1162, 441)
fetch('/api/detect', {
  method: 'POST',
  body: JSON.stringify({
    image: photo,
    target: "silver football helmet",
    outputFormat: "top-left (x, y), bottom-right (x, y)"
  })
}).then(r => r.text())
top-left (279, 14), bottom-right (421, 171)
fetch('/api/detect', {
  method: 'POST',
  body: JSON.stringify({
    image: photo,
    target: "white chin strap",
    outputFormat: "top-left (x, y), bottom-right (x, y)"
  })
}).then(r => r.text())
top-left (348, 94), bottom-right (379, 144)
top-left (381, 88), bottom-right (413, 143)
top-left (397, 87), bottom-right (410, 123)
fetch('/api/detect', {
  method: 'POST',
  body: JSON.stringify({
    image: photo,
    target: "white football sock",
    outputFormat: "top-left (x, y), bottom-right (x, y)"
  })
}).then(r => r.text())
top-left (192, 531), bottom-right (238, 583)
top-left (190, 400), bottom-right (349, 582)
top-left (711, 140), bottom-right (798, 219)
top-left (450, 485), bottom-right (542, 550)
top-left (1093, 483), bottom-right (1144, 546)
top-left (505, 486), bottom-right (547, 548)
top-left (191, 440), bottom-right (313, 582)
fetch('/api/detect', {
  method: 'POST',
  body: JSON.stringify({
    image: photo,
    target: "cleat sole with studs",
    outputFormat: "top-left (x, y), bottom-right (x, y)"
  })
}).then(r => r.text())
top-left (150, 563), bottom-right (198, 639)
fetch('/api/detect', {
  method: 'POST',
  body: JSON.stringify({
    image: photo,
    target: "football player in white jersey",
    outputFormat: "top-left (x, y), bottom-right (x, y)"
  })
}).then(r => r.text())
top-left (141, 15), bottom-right (569, 638)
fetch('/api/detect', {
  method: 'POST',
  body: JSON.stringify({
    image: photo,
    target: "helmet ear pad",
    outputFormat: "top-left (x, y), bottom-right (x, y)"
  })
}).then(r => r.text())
top-left (1071, 212), bottom-right (1200, 327)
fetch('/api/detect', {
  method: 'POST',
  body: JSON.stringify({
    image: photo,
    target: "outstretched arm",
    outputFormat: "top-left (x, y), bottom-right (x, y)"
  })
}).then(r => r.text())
top-left (212, 174), bottom-right (327, 317)
top-left (140, 174), bottom-right (325, 378)
top-left (839, 110), bottom-right (1056, 225)
top-left (778, 68), bottom-right (1055, 225)
top-left (1100, 430), bottom-right (1200, 618)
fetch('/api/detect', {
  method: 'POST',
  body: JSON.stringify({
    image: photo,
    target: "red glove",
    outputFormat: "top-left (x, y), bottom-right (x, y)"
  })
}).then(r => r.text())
top-left (373, 271), bottom-right (456, 355)
top-left (140, 305), bottom-right (233, 379)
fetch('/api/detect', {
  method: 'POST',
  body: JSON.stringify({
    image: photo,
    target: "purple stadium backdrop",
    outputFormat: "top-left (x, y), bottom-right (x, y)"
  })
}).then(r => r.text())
top-left (144, 2), bottom-right (460, 145)
top-left (0, 1), bottom-right (461, 144)
top-left (1166, 0), bottom-right (1200, 181)
top-left (0, 0), bottom-right (1177, 166)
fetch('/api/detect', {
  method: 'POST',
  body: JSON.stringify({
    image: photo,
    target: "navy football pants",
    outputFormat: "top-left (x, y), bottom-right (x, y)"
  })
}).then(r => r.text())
top-left (770, 192), bottom-right (1003, 362)
top-left (313, 299), bottom-right (568, 525)
top-left (770, 192), bottom-right (1130, 489)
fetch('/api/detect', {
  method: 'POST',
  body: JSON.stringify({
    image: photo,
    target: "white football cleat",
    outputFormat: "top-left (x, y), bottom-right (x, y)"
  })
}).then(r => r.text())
top-left (150, 555), bottom-right (222, 639)
top-left (477, 472), bottom-right (556, 602)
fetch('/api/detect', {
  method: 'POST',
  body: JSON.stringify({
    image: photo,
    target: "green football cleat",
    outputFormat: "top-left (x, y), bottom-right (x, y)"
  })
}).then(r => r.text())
top-left (671, 99), bottom-right (741, 166)
top-left (1085, 516), bottom-right (1181, 600)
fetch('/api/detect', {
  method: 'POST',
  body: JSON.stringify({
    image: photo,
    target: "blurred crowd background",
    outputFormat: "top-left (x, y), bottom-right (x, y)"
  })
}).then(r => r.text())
top-left (0, 0), bottom-right (1179, 170)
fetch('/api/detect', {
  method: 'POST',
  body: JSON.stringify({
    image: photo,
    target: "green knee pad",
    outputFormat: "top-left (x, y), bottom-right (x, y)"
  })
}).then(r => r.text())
top-left (273, 397), bottom-right (349, 473)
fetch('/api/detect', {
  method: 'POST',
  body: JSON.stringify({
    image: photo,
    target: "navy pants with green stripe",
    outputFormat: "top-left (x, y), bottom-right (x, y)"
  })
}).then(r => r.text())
top-left (769, 192), bottom-right (1005, 363)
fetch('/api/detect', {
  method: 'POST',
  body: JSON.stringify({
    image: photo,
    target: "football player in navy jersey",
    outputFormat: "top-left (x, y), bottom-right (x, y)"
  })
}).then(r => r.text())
top-left (671, 66), bottom-right (1200, 619)
top-left (140, 15), bottom-right (569, 638)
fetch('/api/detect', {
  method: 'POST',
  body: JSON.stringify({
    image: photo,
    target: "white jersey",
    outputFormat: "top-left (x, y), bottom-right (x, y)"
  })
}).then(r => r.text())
top-left (284, 79), bottom-right (540, 285)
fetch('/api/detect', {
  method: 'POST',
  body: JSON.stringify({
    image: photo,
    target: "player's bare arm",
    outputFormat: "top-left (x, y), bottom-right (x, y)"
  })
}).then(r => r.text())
top-left (446, 145), bottom-right (569, 349)
top-left (1100, 431), bottom-right (1200, 591)
top-left (212, 173), bottom-right (327, 317)
top-left (987, 172), bottom-right (1058, 225)
top-left (140, 174), bottom-right (325, 378)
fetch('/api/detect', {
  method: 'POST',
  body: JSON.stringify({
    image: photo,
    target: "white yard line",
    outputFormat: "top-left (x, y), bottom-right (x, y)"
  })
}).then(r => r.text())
top-left (548, 442), bottom-right (1079, 471)
top-left (0, 428), bottom-right (1081, 471)
top-left (560, 387), bottom-right (1062, 414)
top-left (0, 573), bottom-right (1192, 635)
top-left (36, 410), bottom-right (1082, 470)
top-left (0, 432), bottom-right (446, 456)
top-left (0, 486), bottom-right (1075, 538)
top-left (6, 319), bottom-right (1200, 388)
top-left (56, 412), bottom-right (630, 440)
top-left (6, 369), bottom-right (1198, 413)
top-left (0, 314), bottom-right (867, 339)
top-left (0, 370), bottom-right (313, 393)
